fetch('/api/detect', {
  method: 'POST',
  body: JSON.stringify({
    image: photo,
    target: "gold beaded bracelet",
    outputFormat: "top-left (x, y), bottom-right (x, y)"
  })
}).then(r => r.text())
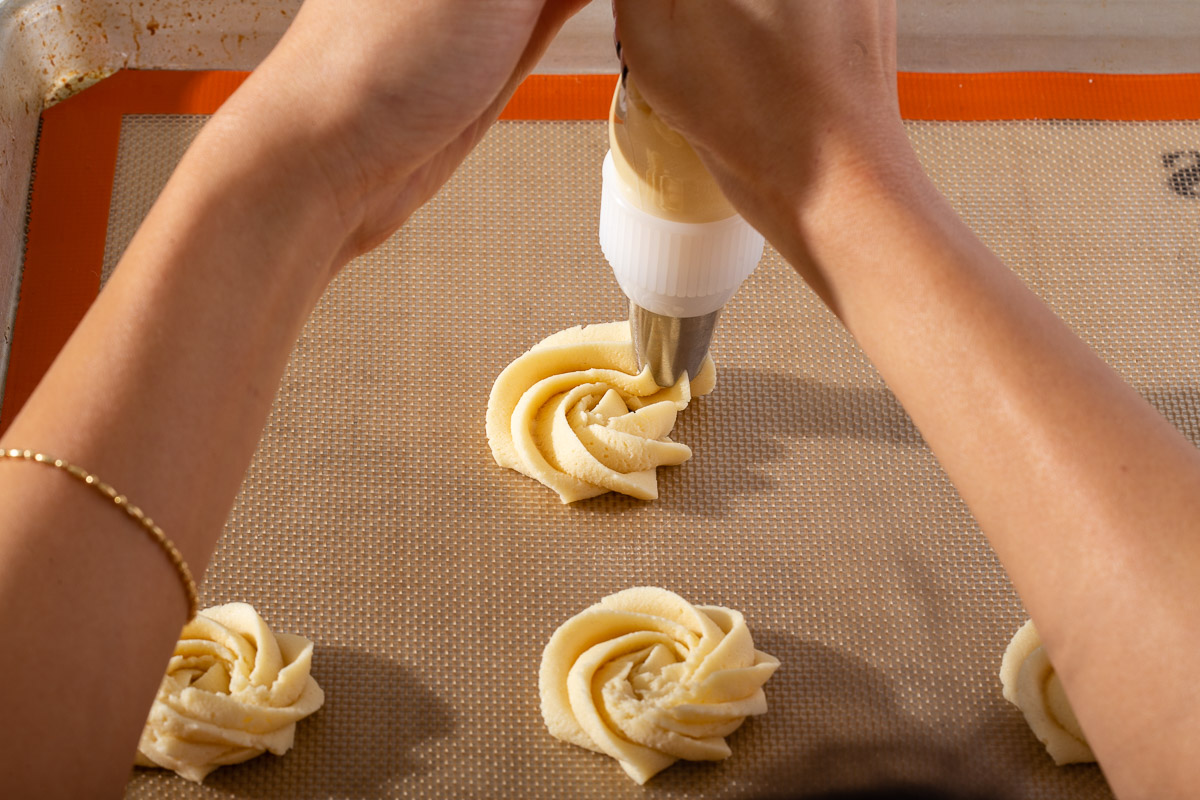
top-left (1, 449), bottom-right (198, 620)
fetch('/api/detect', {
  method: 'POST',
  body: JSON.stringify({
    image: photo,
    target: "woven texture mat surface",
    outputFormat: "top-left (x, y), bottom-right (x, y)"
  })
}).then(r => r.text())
top-left (111, 115), bottom-right (1200, 799)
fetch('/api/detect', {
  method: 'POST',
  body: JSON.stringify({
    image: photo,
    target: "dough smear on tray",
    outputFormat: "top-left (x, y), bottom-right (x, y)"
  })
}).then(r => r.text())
top-left (1000, 619), bottom-right (1095, 765)
top-left (486, 321), bottom-right (715, 503)
top-left (540, 587), bottom-right (779, 784)
top-left (135, 603), bottom-right (325, 782)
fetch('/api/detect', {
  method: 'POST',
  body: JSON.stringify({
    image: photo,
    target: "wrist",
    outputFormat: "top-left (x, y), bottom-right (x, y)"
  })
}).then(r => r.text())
top-left (109, 117), bottom-right (352, 346)
top-left (760, 128), bottom-right (942, 311)
top-left (187, 80), bottom-right (380, 285)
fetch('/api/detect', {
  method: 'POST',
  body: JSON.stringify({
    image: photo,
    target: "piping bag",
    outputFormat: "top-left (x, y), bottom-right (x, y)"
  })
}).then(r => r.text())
top-left (599, 70), bottom-right (764, 388)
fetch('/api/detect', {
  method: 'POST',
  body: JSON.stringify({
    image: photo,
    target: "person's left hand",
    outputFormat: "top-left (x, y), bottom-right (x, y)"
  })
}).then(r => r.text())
top-left (210, 0), bottom-right (590, 266)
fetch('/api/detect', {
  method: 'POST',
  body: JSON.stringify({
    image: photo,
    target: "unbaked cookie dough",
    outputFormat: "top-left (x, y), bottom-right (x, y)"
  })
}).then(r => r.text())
top-left (135, 603), bottom-right (325, 782)
top-left (539, 587), bottom-right (779, 784)
top-left (486, 321), bottom-right (715, 503)
top-left (1000, 619), bottom-right (1094, 765)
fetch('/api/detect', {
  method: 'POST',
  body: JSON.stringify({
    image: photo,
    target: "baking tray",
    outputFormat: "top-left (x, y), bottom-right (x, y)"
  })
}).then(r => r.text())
top-left (3, 3), bottom-right (1200, 799)
top-left (4, 0), bottom-right (1200, 385)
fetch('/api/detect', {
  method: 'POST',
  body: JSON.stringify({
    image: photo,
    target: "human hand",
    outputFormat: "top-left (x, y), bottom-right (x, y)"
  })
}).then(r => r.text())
top-left (612, 1), bottom-right (922, 299)
top-left (208, 0), bottom-right (590, 269)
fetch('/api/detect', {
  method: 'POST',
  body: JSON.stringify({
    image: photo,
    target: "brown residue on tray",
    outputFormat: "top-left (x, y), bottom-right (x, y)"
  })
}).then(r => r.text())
top-left (42, 67), bottom-right (115, 107)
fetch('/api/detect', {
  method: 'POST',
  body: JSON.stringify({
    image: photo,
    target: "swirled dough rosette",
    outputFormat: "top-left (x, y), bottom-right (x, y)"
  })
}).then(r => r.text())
top-left (486, 321), bottom-right (715, 503)
top-left (540, 587), bottom-right (779, 784)
top-left (1000, 620), bottom-right (1094, 765)
top-left (135, 603), bottom-right (325, 782)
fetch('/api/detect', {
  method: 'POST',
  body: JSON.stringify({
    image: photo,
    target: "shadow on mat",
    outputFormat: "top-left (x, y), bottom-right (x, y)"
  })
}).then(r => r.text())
top-left (959, 702), bottom-right (1110, 799)
top-left (710, 631), bottom-right (1017, 800)
top-left (204, 645), bottom-right (455, 798)
top-left (570, 368), bottom-right (928, 519)
top-left (709, 368), bottom-right (924, 445)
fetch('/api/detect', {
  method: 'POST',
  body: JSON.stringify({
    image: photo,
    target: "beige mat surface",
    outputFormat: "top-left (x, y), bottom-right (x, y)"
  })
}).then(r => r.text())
top-left (110, 114), bottom-right (1200, 799)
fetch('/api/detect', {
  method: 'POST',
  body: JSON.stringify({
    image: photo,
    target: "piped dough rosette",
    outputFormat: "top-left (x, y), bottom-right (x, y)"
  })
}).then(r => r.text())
top-left (539, 587), bottom-right (779, 784)
top-left (999, 619), bottom-right (1095, 765)
top-left (486, 321), bottom-right (715, 503)
top-left (135, 603), bottom-right (325, 782)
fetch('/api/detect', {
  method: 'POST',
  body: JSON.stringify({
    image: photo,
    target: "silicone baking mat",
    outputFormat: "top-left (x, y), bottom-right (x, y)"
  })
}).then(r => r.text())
top-left (7, 72), bottom-right (1200, 799)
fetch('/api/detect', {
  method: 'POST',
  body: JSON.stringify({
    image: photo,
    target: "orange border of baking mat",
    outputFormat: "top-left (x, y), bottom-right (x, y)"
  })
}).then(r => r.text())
top-left (4, 70), bottom-right (1200, 433)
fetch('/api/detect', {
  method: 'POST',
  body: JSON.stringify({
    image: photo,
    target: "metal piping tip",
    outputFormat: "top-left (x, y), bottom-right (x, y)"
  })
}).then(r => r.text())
top-left (630, 301), bottom-right (721, 388)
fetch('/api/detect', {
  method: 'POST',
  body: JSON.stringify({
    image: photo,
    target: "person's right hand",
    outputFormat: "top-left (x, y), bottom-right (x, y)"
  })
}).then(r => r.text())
top-left (612, 1), bottom-right (920, 303)
top-left (626, 7), bottom-right (1200, 800)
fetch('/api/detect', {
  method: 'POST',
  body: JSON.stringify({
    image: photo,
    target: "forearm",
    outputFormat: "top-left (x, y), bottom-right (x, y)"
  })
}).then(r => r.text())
top-left (0, 0), bottom-right (587, 790)
top-left (789, 156), bottom-right (1200, 797)
top-left (0, 100), bottom-right (343, 794)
